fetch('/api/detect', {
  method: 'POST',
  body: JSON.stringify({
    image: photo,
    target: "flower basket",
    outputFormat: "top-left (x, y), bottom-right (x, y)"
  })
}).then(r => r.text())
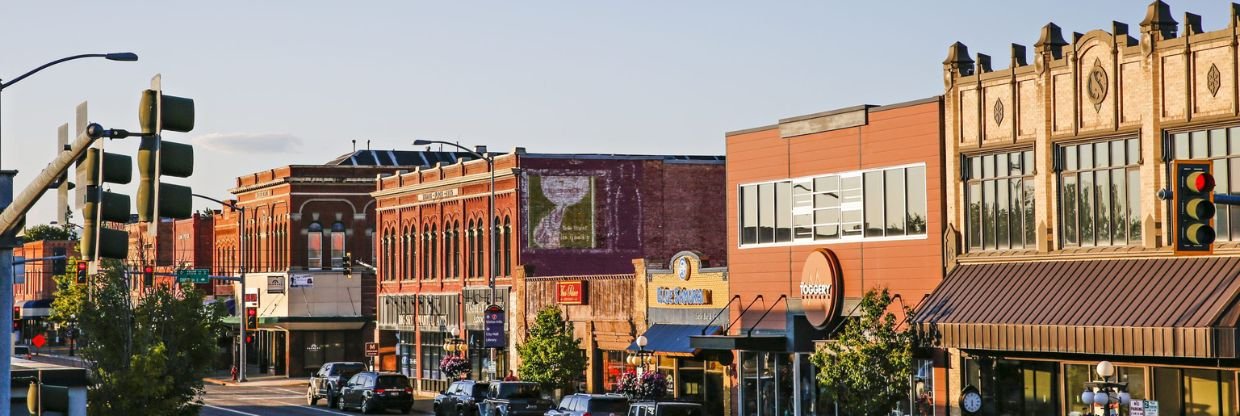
top-left (613, 370), bottom-right (668, 400)
top-left (440, 355), bottom-right (470, 380)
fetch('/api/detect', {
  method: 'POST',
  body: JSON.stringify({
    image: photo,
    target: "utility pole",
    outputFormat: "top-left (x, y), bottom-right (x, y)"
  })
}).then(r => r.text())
top-left (192, 192), bottom-right (246, 382)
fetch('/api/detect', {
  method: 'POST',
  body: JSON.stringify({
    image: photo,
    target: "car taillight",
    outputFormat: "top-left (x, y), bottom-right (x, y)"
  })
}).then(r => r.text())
top-left (583, 413), bottom-right (591, 416)
top-left (404, 388), bottom-right (412, 393)
top-left (374, 389), bottom-right (386, 394)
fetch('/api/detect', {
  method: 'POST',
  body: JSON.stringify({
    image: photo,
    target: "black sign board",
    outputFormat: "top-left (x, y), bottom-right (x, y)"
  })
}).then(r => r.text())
top-left (483, 305), bottom-right (505, 348)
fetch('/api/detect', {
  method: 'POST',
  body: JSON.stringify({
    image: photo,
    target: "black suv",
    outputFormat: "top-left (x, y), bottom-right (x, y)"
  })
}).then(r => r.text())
top-left (308, 362), bottom-right (367, 408)
top-left (478, 381), bottom-right (554, 416)
top-left (338, 371), bottom-right (414, 414)
top-left (434, 380), bottom-right (490, 416)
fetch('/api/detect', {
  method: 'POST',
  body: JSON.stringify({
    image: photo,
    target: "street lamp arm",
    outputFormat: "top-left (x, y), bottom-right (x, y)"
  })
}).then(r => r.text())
top-left (191, 193), bottom-right (243, 212)
top-left (411, 139), bottom-right (489, 161)
top-left (1, 53), bottom-right (136, 90)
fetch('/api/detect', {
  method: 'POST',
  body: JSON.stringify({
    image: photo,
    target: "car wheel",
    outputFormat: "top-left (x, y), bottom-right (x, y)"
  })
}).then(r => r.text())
top-left (328, 390), bottom-right (340, 409)
top-left (360, 398), bottom-right (373, 414)
top-left (337, 394), bottom-right (347, 411)
top-left (401, 404), bottom-right (413, 414)
top-left (307, 386), bottom-right (319, 406)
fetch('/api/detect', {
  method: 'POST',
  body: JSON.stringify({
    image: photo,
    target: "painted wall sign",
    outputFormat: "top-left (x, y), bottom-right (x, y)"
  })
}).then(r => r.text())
top-left (656, 287), bottom-right (713, 305)
top-left (801, 249), bottom-right (844, 329)
top-left (483, 305), bottom-right (506, 348)
top-left (556, 281), bottom-right (587, 305)
top-left (528, 175), bottom-right (596, 249)
top-left (417, 188), bottom-right (459, 202)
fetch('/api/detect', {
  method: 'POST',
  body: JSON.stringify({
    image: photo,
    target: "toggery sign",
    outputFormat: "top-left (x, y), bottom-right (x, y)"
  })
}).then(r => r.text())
top-left (800, 249), bottom-right (843, 329)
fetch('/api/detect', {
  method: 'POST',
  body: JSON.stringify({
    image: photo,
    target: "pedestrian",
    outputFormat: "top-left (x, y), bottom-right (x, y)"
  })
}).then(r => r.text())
top-left (504, 370), bottom-right (517, 381)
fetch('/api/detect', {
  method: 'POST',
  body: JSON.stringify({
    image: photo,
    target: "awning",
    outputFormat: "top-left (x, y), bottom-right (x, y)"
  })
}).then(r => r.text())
top-left (912, 257), bottom-right (1240, 359)
top-left (628, 324), bottom-right (721, 355)
top-left (19, 299), bottom-right (52, 318)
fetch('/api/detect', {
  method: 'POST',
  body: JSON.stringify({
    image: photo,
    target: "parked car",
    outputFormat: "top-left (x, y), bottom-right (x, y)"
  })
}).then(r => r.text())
top-left (546, 393), bottom-right (629, 416)
top-left (12, 345), bottom-right (30, 359)
top-left (307, 362), bottom-right (367, 408)
top-left (435, 380), bottom-right (490, 416)
top-left (626, 402), bottom-right (704, 416)
top-left (337, 371), bottom-right (415, 414)
top-left (478, 381), bottom-right (555, 416)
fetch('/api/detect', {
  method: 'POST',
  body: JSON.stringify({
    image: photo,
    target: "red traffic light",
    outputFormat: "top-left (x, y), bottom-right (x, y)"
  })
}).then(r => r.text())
top-left (76, 262), bottom-right (87, 272)
top-left (245, 335), bottom-right (253, 344)
top-left (143, 265), bottom-right (154, 274)
top-left (245, 307), bottom-right (256, 318)
top-left (1186, 171), bottom-right (1216, 193)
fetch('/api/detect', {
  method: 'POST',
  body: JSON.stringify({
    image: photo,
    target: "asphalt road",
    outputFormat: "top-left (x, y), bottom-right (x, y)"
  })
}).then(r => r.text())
top-left (201, 383), bottom-right (432, 416)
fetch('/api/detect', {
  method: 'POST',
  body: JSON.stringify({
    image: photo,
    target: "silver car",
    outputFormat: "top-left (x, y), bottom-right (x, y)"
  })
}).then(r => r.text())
top-left (546, 394), bottom-right (628, 416)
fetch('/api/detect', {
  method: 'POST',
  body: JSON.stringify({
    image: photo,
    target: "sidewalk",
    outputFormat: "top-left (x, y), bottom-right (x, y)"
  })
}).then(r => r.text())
top-left (203, 368), bottom-right (310, 387)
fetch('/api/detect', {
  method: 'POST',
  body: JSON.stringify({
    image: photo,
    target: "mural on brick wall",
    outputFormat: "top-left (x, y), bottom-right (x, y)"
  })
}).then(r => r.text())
top-left (527, 175), bottom-right (595, 249)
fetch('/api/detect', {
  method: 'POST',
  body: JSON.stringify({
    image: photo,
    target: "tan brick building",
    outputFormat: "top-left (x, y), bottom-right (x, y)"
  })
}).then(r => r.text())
top-left (914, 2), bottom-right (1240, 415)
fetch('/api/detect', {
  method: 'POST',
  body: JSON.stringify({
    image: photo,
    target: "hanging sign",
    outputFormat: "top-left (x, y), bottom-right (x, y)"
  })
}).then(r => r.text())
top-left (556, 281), bottom-right (586, 305)
top-left (483, 305), bottom-right (505, 348)
top-left (267, 275), bottom-right (285, 294)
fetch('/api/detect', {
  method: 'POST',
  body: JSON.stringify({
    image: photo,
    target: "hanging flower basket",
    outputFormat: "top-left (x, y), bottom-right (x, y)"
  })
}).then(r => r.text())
top-left (440, 355), bottom-right (470, 380)
top-left (613, 370), bottom-right (668, 400)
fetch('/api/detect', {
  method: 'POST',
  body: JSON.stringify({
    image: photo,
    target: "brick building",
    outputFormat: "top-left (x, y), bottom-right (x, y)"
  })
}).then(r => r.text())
top-left (372, 149), bottom-right (726, 393)
top-left (691, 98), bottom-right (947, 416)
top-left (911, 3), bottom-right (1240, 414)
top-left (219, 149), bottom-right (474, 377)
top-left (13, 239), bottom-right (76, 344)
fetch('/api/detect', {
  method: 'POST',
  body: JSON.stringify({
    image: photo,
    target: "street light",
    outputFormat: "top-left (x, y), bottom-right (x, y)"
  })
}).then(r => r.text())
top-left (412, 139), bottom-right (496, 297)
top-left (0, 52), bottom-right (139, 169)
top-left (628, 335), bottom-right (652, 372)
top-left (191, 193), bottom-right (247, 383)
top-left (1080, 360), bottom-right (1131, 414)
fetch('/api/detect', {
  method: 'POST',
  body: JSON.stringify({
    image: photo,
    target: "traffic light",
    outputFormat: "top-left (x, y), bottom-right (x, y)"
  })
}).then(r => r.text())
top-left (13, 306), bottom-right (20, 321)
top-left (245, 335), bottom-right (254, 344)
top-left (142, 265), bottom-right (154, 287)
top-left (342, 252), bottom-right (353, 278)
top-left (136, 76), bottom-right (195, 224)
top-left (1174, 160), bottom-right (1216, 254)
top-left (76, 146), bottom-right (132, 261)
top-left (245, 307), bottom-right (257, 331)
top-left (75, 260), bottom-right (87, 284)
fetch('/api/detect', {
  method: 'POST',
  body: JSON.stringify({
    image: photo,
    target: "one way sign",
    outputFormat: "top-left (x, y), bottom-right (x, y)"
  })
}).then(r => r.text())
top-left (267, 275), bottom-right (286, 294)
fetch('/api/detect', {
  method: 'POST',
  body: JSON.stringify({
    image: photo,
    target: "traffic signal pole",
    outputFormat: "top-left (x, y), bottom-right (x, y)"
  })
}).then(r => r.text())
top-left (0, 125), bottom-right (104, 413)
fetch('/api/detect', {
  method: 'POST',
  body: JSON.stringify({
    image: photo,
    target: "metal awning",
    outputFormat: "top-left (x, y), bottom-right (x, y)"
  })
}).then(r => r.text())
top-left (912, 257), bottom-right (1240, 359)
top-left (628, 324), bottom-right (721, 355)
top-left (19, 299), bottom-right (53, 318)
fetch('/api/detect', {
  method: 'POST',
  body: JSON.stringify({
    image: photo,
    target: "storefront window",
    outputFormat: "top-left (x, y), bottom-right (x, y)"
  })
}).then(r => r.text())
top-left (1153, 367), bottom-right (1236, 416)
top-left (962, 357), bottom-right (1057, 416)
top-left (898, 359), bottom-right (934, 416)
top-left (1065, 364), bottom-right (1145, 416)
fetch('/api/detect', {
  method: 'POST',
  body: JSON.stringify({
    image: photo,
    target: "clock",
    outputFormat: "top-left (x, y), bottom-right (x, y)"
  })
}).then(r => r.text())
top-left (676, 257), bottom-right (690, 280)
top-left (960, 386), bottom-right (982, 414)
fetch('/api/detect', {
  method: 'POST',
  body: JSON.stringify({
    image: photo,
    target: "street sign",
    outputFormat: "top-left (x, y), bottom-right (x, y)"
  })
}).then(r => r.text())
top-left (364, 342), bottom-right (378, 357)
top-left (244, 288), bottom-right (259, 307)
top-left (483, 305), bottom-right (505, 348)
top-left (266, 275), bottom-right (285, 294)
top-left (176, 268), bottom-right (210, 284)
top-left (1131, 400), bottom-right (1159, 416)
top-left (290, 274), bottom-right (314, 288)
top-left (31, 334), bottom-right (45, 349)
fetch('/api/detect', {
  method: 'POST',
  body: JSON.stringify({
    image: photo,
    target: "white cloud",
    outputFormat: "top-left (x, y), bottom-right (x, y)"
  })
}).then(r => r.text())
top-left (192, 132), bottom-right (304, 154)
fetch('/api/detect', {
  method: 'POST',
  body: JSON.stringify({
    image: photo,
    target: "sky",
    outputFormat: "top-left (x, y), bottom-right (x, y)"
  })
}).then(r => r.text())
top-left (0, 0), bottom-right (1229, 226)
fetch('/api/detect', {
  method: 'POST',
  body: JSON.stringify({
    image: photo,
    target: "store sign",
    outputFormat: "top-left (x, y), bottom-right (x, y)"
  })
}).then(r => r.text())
top-left (244, 289), bottom-right (259, 307)
top-left (417, 188), bottom-right (459, 202)
top-left (266, 275), bottom-right (285, 294)
top-left (556, 281), bottom-right (587, 304)
top-left (365, 342), bottom-right (379, 357)
top-left (800, 249), bottom-right (843, 329)
top-left (290, 274), bottom-right (314, 288)
top-left (656, 287), bottom-right (712, 305)
top-left (484, 305), bottom-right (505, 348)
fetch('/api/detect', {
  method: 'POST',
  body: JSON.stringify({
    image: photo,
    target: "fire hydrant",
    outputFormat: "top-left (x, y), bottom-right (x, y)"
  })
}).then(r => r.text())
top-left (231, 366), bottom-right (238, 381)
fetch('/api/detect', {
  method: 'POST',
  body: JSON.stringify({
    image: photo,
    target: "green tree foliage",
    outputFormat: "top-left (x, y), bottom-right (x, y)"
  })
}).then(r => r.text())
top-left (21, 223), bottom-right (74, 242)
top-left (516, 306), bottom-right (586, 392)
top-left (51, 259), bottom-right (227, 415)
top-left (809, 288), bottom-right (913, 416)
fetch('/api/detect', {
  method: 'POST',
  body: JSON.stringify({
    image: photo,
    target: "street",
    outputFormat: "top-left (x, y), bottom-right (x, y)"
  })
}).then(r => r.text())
top-left (201, 383), bottom-right (432, 416)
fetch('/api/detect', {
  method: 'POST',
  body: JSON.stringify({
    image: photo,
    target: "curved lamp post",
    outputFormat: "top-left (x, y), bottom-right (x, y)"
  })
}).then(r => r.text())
top-left (627, 335), bottom-right (651, 373)
top-left (0, 52), bottom-right (138, 169)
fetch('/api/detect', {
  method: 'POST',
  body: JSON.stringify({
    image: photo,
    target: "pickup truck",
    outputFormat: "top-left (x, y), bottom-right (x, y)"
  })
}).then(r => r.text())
top-left (478, 381), bottom-right (555, 416)
top-left (306, 362), bottom-right (366, 408)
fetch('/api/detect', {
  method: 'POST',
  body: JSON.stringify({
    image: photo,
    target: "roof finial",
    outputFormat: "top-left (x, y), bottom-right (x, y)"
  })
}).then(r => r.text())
top-left (1140, 0), bottom-right (1177, 40)
top-left (1035, 23), bottom-right (1068, 59)
top-left (943, 42), bottom-right (975, 76)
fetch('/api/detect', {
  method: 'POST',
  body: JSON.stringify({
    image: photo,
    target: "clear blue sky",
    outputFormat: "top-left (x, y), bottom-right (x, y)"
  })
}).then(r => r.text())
top-left (0, 0), bottom-right (1225, 225)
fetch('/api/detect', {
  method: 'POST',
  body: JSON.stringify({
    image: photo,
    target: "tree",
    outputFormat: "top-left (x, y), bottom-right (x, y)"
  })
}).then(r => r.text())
top-left (50, 259), bottom-right (227, 415)
top-left (516, 306), bottom-right (586, 392)
top-left (22, 223), bottom-right (73, 242)
top-left (809, 288), bottom-right (913, 416)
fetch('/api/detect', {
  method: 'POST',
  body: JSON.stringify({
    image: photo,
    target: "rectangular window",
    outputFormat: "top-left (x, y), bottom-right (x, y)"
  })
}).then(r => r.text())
top-left (1059, 137), bottom-right (1140, 248)
top-left (741, 185), bottom-right (757, 244)
top-left (307, 233), bottom-right (323, 270)
top-left (331, 231), bottom-right (345, 269)
top-left (738, 164), bottom-right (928, 247)
top-left (966, 150), bottom-right (1035, 252)
top-left (1166, 127), bottom-right (1240, 243)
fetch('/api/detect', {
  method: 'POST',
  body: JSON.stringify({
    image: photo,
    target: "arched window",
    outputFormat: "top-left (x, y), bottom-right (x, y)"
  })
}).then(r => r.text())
top-left (466, 219), bottom-right (475, 278)
top-left (421, 225), bottom-right (430, 279)
top-left (430, 224), bottom-right (438, 279)
top-left (330, 222), bottom-right (346, 269)
top-left (475, 219), bottom-right (484, 278)
top-left (503, 216), bottom-right (512, 276)
top-left (307, 222), bottom-right (324, 270)
top-left (407, 226), bottom-right (417, 280)
top-left (453, 220), bottom-right (461, 278)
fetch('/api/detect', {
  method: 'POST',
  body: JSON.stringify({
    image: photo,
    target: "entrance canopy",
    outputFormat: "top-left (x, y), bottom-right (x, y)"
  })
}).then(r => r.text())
top-left (19, 299), bottom-right (52, 318)
top-left (912, 257), bottom-right (1240, 359)
top-left (628, 324), bottom-right (721, 355)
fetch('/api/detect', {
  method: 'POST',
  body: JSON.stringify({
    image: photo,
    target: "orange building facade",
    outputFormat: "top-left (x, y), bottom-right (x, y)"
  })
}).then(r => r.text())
top-left (693, 98), bottom-right (948, 416)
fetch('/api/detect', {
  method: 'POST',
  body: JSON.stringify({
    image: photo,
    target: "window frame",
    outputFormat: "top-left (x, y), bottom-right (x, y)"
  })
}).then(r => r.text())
top-left (736, 162), bottom-right (929, 249)
top-left (1056, 137), bottom-right (1142, 249)
top-left (963, 149), bottom-right (1036, 252)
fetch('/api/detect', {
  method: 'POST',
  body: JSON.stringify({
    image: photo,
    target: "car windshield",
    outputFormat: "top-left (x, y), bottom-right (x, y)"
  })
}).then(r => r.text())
top-left (658, 405), bottom-right (702, 416)
top-left (588, 397), bottom-right (628, 411)
top-left (497, 383), bottom-right (541, 399)
top-left (375, 375), bottom-right (408, 389)
top-left (331, 363), bottom-right (365, 376)
top-left (471, 383), bottom-right (489, 398)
